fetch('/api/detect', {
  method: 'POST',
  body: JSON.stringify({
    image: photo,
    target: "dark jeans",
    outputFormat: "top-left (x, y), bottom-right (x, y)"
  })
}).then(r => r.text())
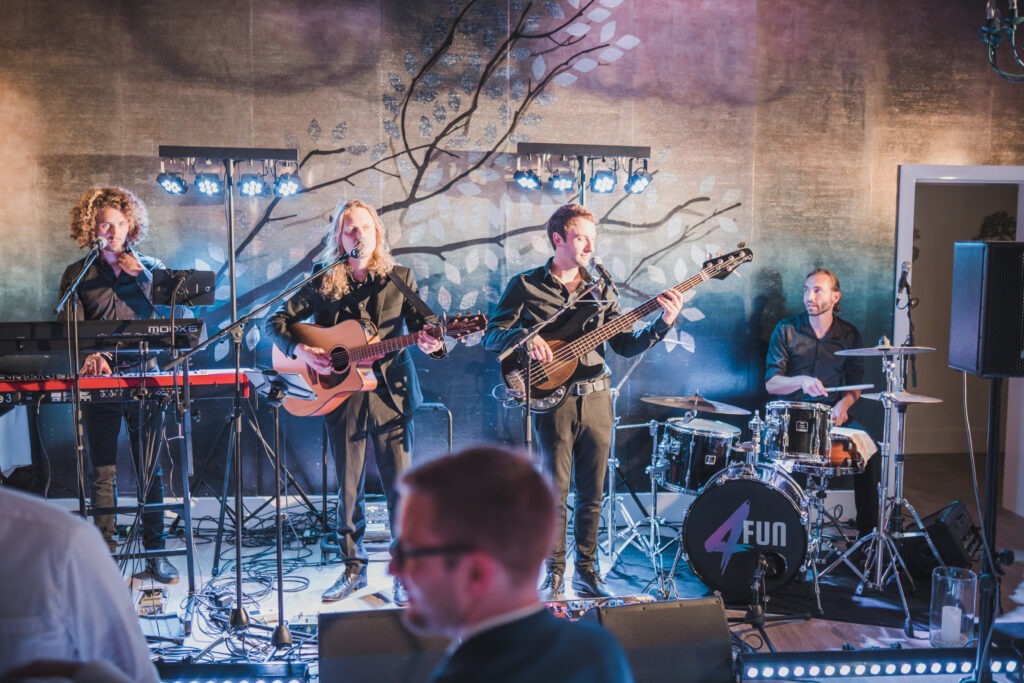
top-left (325, 390), bottom-right (412, 569)
top-left (534, 390), bottom-right (612, 574)
top-left (83, 401), bottom-right (165, 549)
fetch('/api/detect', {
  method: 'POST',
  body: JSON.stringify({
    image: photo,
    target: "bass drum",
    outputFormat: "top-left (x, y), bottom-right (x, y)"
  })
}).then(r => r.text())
top-left (683, 464), bottom-right (807, 598)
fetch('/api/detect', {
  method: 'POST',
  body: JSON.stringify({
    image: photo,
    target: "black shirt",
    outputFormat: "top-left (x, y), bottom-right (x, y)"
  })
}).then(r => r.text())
top-left (483, 259), bottom-right (671, 381)
top-left (58, 253), bottom-right (164, 322)
top-left (764, 312), bottom-right (864, 405)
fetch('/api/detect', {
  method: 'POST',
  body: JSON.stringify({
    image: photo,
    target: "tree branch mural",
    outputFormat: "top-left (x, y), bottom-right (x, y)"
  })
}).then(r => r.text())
top-left (192, 0), bottom-right (745, 362)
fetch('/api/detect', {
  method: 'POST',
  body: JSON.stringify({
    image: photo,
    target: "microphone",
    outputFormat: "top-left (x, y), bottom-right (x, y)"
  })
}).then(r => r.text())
top-left (897, 260), bottom-right (911, 294)
top-left (347, 239), bottom-right (364, 260)
top-left (90, 237), bottom-right (108, 251)
top-left (589, 256), bottom-right (619, 297)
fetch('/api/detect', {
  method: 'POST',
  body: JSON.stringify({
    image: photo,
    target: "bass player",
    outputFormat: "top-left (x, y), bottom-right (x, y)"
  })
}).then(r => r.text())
top-left (265, 198), bottom-right (445, 607)
top-left (482, 203), bottom-right (682, 600)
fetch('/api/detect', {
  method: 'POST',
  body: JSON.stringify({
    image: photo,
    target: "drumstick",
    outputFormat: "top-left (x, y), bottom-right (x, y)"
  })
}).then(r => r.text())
top-left (824, 383), bottom-right (873, 393)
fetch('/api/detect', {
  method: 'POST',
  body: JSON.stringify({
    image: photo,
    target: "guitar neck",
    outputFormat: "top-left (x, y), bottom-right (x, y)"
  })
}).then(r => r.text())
top-left (563, 262), bottom-right (719, 359)
top-left (349, 330), bottom-right (421, 362)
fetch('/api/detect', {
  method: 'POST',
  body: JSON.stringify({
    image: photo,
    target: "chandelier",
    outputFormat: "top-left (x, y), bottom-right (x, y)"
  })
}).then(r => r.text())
top-left (981, 0), bottom-right (1024, 81)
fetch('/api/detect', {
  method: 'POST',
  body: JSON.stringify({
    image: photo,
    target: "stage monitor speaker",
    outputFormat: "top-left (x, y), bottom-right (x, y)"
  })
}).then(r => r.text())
top-left (949, 241), bottom-right (1024, 378)
top-left (902, 499), bottom-right (982, 580)
top-left (318, 608), bottom-right (448, 682)
top-left (580, 596), bottom-right (733, 683)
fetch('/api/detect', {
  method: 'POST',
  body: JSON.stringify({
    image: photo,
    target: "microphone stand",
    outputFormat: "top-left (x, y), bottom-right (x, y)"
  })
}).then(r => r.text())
top-left (55, 244), bottom-right (108, 518)
top-left (165, 251), bottom-right (351, 646)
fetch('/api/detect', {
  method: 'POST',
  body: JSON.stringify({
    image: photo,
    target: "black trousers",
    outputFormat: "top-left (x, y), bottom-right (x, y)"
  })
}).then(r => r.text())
top-left (83, 401), bottom-right (165, 549)
top-left (325, 390), bottom-right (412, 569)
top-left (534, 389), bottom-right (612, 573)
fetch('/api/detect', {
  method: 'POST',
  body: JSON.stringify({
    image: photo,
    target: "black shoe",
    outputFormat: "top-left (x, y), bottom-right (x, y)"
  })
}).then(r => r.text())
top-left (322, 566), bottom-right (367, 603)
top-left (538, 570), bottom-right (564, 601)
top-left (146, 557), bottom-right (180, 584)
top-left (572, 568), bottom-right (612, 598)
top-left (393, 579), bottom-right (409, 607)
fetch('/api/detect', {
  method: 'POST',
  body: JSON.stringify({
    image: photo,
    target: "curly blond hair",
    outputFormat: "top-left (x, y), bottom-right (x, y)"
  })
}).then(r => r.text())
top-left (318, 199), bottom-right (394, 299)
top-left (68, 187), bottom-right (150, 249)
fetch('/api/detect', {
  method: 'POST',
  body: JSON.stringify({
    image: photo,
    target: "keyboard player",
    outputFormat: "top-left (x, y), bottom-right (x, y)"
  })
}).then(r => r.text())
top-left (57, 187), bottom-right (179, 584)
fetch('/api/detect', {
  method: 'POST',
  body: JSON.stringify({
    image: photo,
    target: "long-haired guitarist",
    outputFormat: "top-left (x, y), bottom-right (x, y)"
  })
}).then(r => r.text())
top-left (482, 203), bottom-right (683, 600)
top-left (264, 198), bottom-right (445, 606)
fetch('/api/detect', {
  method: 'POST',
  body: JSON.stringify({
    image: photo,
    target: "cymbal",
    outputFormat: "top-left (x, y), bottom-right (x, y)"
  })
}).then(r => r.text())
top-left (835, 344), bottom-right (935, 357)
top-left (642, 394), bottom-right (751, 415)
top-left (861, 391), bottom-right (943, 405)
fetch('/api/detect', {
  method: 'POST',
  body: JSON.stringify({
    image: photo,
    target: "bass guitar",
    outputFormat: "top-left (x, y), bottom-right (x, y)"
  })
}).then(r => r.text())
top-left (501, 246), bottom-right (753, 412)
top-left (272, 313), bottom-right (486, 416)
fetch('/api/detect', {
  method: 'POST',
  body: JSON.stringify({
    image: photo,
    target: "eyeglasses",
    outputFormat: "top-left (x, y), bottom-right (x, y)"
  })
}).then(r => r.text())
top-left (392, 540), bottom-right (475, 569)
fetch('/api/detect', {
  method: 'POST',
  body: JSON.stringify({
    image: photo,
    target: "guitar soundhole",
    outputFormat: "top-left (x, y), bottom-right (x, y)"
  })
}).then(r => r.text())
top-left (331, 348), bottom-right (351, 374)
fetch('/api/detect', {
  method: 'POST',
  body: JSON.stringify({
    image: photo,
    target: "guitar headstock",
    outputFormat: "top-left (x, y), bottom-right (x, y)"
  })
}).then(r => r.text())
top-left (703, 245), bottom-right (754, 280)
top-left (442, 313), bottom-right (489, 343)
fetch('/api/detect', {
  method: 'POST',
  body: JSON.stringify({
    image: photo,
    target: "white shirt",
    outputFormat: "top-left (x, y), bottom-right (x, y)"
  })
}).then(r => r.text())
top-left (0, 487), bottom-right (158, 682)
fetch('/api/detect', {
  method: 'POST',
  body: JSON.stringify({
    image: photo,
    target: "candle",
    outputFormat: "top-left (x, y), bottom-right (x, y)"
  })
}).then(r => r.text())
top-left (941, 605), bottom-right (963, 644)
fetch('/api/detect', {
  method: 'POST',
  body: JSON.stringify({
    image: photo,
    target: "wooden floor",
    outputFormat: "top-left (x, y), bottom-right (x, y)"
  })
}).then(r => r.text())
top-left (111, 449), bottom-right (1024, 679)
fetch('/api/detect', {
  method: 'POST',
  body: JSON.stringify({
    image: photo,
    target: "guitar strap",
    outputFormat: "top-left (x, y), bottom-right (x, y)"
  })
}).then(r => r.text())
top-left (387, 270), bottom-right (441, 325)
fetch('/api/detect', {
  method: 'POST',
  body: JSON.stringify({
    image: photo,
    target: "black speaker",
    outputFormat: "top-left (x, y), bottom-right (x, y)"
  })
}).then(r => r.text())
top-left (318, 608), bottom-right (448, 682)
top-left (949, 241), bottom-right (1024, 378)
top-left (580, 597), bottom-right (733, 683)
top-left (902, 500), bottom-right (982, 579)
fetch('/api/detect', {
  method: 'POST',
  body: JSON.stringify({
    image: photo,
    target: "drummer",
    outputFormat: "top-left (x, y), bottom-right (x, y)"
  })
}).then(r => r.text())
top-left (764, 268), bottom-right (880, 540)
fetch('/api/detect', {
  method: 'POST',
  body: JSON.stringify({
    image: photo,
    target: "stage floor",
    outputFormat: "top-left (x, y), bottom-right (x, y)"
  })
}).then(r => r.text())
top-left (114, 451), bottom-right (1024, 680)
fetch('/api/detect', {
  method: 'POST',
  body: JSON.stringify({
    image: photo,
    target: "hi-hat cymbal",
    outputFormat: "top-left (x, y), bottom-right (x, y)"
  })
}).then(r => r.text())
top-left (835, 344), bottom-right (935, 357)
top-left (642, 394), bottom-right (751, 415)
top-left (861, 391), bottom-right (943, 405)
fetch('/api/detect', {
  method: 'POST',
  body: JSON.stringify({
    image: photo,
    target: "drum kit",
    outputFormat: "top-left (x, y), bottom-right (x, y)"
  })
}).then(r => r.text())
top-left (603, 340), bottom-right (943, 631)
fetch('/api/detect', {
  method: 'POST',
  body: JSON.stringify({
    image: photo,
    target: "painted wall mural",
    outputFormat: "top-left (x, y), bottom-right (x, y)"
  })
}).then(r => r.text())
top-left (2, 0), bottom-right (1023, 496)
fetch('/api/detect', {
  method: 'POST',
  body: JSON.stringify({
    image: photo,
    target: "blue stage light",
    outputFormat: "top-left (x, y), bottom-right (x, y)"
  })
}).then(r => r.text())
top-left (157, 172), bottom-right (188, 195)
top-left (589, 169), bottom-right (616, 193)
top-left (549, 172), bottom-right (574, 193)
top-left (624, 170), bottom-right (652, 194)
top-left (514, 169), bottom-right (541, 190)
top-left (195, 172), bottom-right (224, 197)
top-left (273, 172), bottom-right (302, 197)
top-left (239, 173), bottom-right (267, 197)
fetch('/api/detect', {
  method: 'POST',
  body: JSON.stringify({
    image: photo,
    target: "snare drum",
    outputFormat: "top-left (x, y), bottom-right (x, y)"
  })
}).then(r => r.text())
top-left (791, 431), bottom-right (866, 476)
top-left (683, 463), bottom-right (808, 597)
top-left (657, 418), bottom-right (740, 493)
top-left (764, 400), bottom-right (832, 463)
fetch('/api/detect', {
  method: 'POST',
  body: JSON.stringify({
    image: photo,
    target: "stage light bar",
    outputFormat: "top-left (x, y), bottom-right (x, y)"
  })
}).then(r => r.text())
top-left (194, 172), bottom-right (224, 197)
top-left (589, 169), bottom-right (616, 194)
top-left (513, 169), bottom-right (541, 190)
top-left (737, 647), bottom-right (1019, 680)
top-left (273, 172), bottom-right (302, 197)
top-left (156, 660), bottom-right (309, 683)
top-left (157, 172), bottom-right (188, 195)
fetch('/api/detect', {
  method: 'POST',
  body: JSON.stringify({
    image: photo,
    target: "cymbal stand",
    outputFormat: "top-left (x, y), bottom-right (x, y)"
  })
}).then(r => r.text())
top-left (820, 349), bottom-right (917, 636)
top-left (599, 354), bottom-right (647, 574)
top-left (605, 420), bottom-right (679, 598)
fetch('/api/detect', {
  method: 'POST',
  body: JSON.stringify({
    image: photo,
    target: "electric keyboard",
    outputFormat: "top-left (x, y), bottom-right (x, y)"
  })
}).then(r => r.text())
top-left (0, 369), bottom-right (249, 405)
top-left (0, 319), bottom-right (206, 354)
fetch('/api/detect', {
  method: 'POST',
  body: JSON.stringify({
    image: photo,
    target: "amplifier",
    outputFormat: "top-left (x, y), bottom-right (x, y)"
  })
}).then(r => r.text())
top-left (902, 500), bottom-right (981, 579)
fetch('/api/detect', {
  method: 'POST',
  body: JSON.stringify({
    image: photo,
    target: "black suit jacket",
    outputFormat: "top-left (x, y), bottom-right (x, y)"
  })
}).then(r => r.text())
top-left (265, 264), bottom-right (442, 416)
top-left (431, 609), bottom-right (634, 683)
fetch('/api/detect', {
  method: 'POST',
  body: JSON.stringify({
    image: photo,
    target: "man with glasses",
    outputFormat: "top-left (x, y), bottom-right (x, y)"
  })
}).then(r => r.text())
top-left (388, 445), bottom-right (634, 683)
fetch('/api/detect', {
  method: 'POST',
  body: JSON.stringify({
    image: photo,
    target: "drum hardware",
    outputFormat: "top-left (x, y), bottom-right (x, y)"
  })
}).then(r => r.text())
top-left (599, 354), bottom-right (654, 578)
top-left (822, 340), bottom-right (943, 637)
top-left (641, 393), bottom-right (752, 415)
